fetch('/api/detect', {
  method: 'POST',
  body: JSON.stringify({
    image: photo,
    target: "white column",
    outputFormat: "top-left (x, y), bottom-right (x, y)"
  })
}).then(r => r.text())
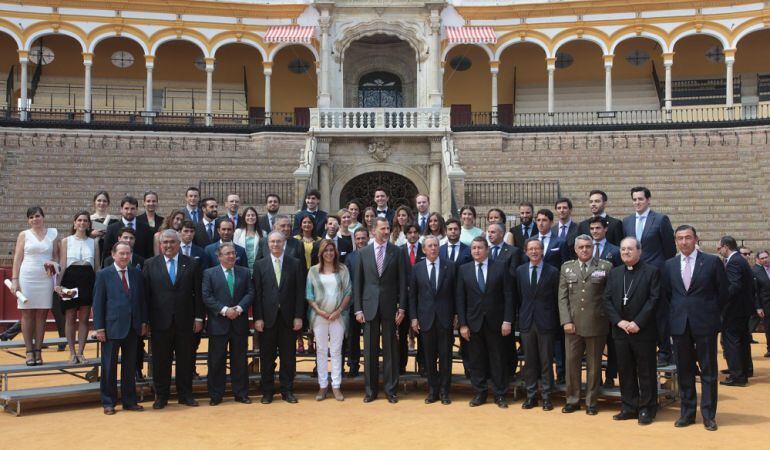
top-left (429, 163), bottom-right (441, 209)
top-left (18, 51), bottom-right (28, 121)
top-left (604, 55), bottom-right (613, 112)
top-left (263, 61), bottom-right (272, 125)
top-left (205, 58), bottom-right (214, 126)
top-left (318, 13), bottom-right (331, 107)
top-left (319, 163), bottom-right (330, 211)
top-left (428, 8), bottom-right (442, 107)
top-left (490, 65), bottom-right (499, 124)
top-left (547, 58), bottom-right (555, 114)
top-left (83, 54), bottom-right (93, 123)
top-left (145, 55), bottom-right (154, 124)
top-left (663, 55), bottom-right (673, 110)
top-left (725, 52), bottom-right (735, 107)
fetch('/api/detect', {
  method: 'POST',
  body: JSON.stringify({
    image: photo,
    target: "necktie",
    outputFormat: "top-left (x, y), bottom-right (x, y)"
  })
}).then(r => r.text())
top-left (409, 244), bottom-right (416, 266)
top-left (477, 263), bottom-right (485, 292)
top-left (127, 221), bottom-right (134, 230)
top-left (765, 266), bottom-right (770, 279)
top-left (207, 222), bottom-right (214, 240)
top-left (636, 215), bottom-right (646, 240)
top-left (449, 244), bottom-right (457, 262)
top-left (226, 268), bottom-right (234, 296)
top-left (376, 245), bottom-right (385, 275)
top-left (594, 242), bottom-right (600, 259)
top-left (273, 258), bottom-right (281, 285)
top-left (183, 245), bottom-right (190, 257)
top-left (420, 216), bottom-right (427, 233)
top-left (119, 269), bottom-right (129, 293)
top-left (191, 209), bottom-right (198, 222)
top-left (523, 224), bottom-right (530, 236)
top-left (560, 225), bottom-right (567, 238)
top-left (581, 262), bottom-right (588, 277)
top-left (491, 246), bottom-right (500, 261)
top-left (168, 258), bottom-right (176, 284)
top-left (429, 262), bottom-right (437, 290)
top-left (682, 256), bottom-right (692, 290)
top-left (530, 265), bottom-right (538, 286)
top-left (269, 216), bottom-right (273, 230)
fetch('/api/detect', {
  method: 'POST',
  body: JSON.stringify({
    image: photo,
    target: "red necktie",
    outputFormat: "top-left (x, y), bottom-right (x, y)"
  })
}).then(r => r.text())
top-left (409, 245), bottom-right (416, 266)
top-left (119, 269), bottom-right (129, 293)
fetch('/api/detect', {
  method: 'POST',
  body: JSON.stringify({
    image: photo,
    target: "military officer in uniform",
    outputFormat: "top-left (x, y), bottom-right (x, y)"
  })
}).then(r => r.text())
top-left (558, 234), bottom-right (613, 415)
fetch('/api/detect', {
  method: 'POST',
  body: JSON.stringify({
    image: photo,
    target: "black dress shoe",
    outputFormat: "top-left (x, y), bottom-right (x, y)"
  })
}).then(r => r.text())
top-left (261, 395), bottom-right (274, 404)
top-left (123, 404), bottom-right (144, 411)
top-left (521, 398), bottom-right (537, 409)
top-left (209, 398), bottom-right (222, 406)
top-left (103, 407), bottom-right (116, 415)
top-left (282, 393), bottom-right (298, 404)
top-left (347, 368), bottom-right (360, 378)
top-left (136, 372), bottom-right (146, 382)
top-left (542, 400), bottom-right (553, 411)
top-left (703, 419), bottom-right (718, 431)
top-left (494, 396), bottom-right (508, 409)
top-left (469, 393), bottom-right (487, 407)
top-left (613, 411), bottom-right (638, 421)
top-left (363, 395), bottom-right (376, 403)
top-left (719, 369), bottom-right (730, 374)
top-left (562, 403), bottom-right (580, 413)
top-left (440, 396), bottom-right (452, 405)
top-left (674, 416), bottom-right (696, 428)
top-left (234, 397), bottom-right (252, 404)
top-left (179, 398), bottom-right (199, 407)
top-left (554, 377), bottom-right (566, 385)
top-left (601, 379), bottom-right (615, 389)
top-left (764, 351), bottom-right (770, 358)
top-left (720, 378), bottom-right (748, 387)
top-left (387, 395), bottom-right (398, 404)
top-left (586, 406), bottom-right (598, 416)
top-left (152, 399), bottom-right (168, 410)
top-left (425, 395), bottom-right (438, 404)
top-left (638, 410), bottom-right (652, 425)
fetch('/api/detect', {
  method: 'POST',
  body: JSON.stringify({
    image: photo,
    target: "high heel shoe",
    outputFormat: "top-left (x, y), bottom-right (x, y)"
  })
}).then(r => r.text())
top-left (77, 354), bottom-right (87, 364)
top-left (68, 354), bottom-right (79, 364)
top-left (34, 349), bottom-right (43, 365)
top-left (25, 350), bottom-right (36, 366)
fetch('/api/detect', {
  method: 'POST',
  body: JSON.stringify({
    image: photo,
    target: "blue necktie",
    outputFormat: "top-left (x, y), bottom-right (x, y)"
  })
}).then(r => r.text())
top-left (207, 222), bottom-right (214, 240)
top-left (636, 216), bottom-right (646, 240)
top-left (168, 258), bottom-right (176, 284)
top-left (491, 246), bottom-right (500, 261)
top-left (477, 263), bottom-right (485, 292)
top-left (191, 209), bottom-right (198, 222)
top-left (420, 216), bottom-right (427, 233)
top-left (449, 244), bottom-right (457, 262)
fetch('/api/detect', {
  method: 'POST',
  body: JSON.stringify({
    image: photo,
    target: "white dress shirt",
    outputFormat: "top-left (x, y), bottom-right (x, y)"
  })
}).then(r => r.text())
top-left (425, 258), bottom-right (440, 289)
top-left (680, 250), bottom-right (698, 280)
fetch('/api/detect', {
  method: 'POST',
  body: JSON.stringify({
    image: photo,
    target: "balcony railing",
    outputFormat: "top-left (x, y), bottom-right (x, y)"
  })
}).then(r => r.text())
top-left (311, 108), bottom-right (450, 134)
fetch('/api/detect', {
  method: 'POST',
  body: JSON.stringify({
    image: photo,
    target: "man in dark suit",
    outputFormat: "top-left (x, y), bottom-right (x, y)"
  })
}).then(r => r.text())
top-left (717, 236), bottom-right (754, 386)
top-left (183, 186), bottom-right (204, 224)
top-left (255, 215), bottom-right (304, 262)
top-left (661, 225), bottom-right (728, 431)
top-left (441, 218), bottom-right (472, 265)
top-left (292, 189), bottom-right (327, 236)
top-left (354, 217), bottom-right (407, 403)
top-left (344, 228), bottom-right (369, 377)
top-left (512, 201), bottom-right (537, 250)
top-left (410, 235), bottom-right (456, 405)
top-left (193, 197), bottom-right (220, 248)
top-left (415, 194), bottom-right (432, 233)
top-left (400, 223), bottom-right (425, 373)
top-left (577, 190), bottom-right (624, 246)
top-left (180, 220), bottom-right (206, 262)
top-left (373, 187), bottom-right (396, 226)
top-left (753, 250), bottom-right (770, 358)
top-left (311, 215), bottom-right (353, 265)
top-left (555, 197), bottom-right (578, 258)
top-left (259, 193), bottom-right (281, 234)
top-left (93, 242), bottom-right (147, 415)
top-left (516, 238), bottom-right (560, 411)
top-left (456, 236), bottom-right (514, 408)
top-left (623, 186), bottom-right (676, 366)
top-left (143, 229), bottom-right (204, 409)
top-left (203, 219), bottom-right (248, 269)
top-left (534, 209), bottom-right (567, 269)
top-left (253, 231), bottom-right (306, 404)
top-left (202, 242), bottom-right (254, 405)
top-left (220, 194), bottom-right (241, 229)
top-left (602, 237), bottom-right (660, 425)
top-left (136, 191), bottom-right (163, 233)
top-left (102, 196), bottom-right (154, 261)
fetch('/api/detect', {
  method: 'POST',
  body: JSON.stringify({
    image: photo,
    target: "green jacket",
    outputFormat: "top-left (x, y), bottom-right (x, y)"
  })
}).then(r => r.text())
top-left (558, 258), bottom-right (613, 337)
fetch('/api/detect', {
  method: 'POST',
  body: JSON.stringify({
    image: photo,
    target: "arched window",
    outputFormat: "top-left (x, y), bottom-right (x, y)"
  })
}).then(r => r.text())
top-left (358, 71), bottom-right (403, 107)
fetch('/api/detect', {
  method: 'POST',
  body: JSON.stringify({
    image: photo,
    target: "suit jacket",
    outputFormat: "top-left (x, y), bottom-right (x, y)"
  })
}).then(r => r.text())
top-left (292, 209), bottom-right (327, 237)
top-left (577, 215), bottom-right (625, 246)
top-left (104, 253), bottom-right (145, 270)
top-left (409, 257), bottom-right (456, 331)
top-left (193, 220), bottom-right (220, 248)
top-left (353, 241), bottom-right (408, 321)
top-left (202, 265), bottom-right (254, 336)
top-left (490, 242), bottom-right (523, 277)
top-left (258, 214), bottom-right (275, 235)
top-left (92, 265), bottom-right (147, 340)
top-left (622, 210), bottom-right (676, 269)
top-left (555, 221), bottom-right (578, 259)
top-left (511, 222), bottom-right (537, 249)
top-left (602, 262), bottom-right (660, 341)
top-left (142, 254), bottom-right (204, 331)
top-left (374, 207), bottom-right (396, 227)
top-left (528, 231), bottom-right (567, 269)
top-left (753, 265), bottom-right (770, 311)
top-left (456, 259), bottom-right (515, 333)
top-left (401, 242), bottom-right (426, 275)
top-left (183, 206), bottom-right (204, 224)
top-left (252, 254), bottom-right (306, 328)
top-left (180, 243), bottom-right (206, 264)
top-left (440, 241), bottom-right (472, 266)
top-left (723, 252), bottom-right (756, 321)
top-left (102, 219), bottom-right (154, 261)
top-left (255, 237), bottom-right (304, 262)
top-left (558, 258), bottom-right (613, 337)
top-left (661, 251), bottom-right (728, 336)
top-left (203, 241), bottom-right (248, 269)
top-left (600, 241), bottom-right (622, 267)
top-left (136, 212), bottom-right (164, 233)
top-left (311, 236), bottom-right (353, 266)
top-left (515, 262), bottom-right (560, 334)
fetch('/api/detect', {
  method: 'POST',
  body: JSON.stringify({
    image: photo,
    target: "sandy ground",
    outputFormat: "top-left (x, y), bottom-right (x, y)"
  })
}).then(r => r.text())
top-left (0, 333), bottom-right (768, 449)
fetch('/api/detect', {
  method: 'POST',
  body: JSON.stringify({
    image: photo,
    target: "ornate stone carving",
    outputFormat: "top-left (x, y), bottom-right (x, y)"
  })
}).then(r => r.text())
top-left (367, 138), bottom-right (392, 162)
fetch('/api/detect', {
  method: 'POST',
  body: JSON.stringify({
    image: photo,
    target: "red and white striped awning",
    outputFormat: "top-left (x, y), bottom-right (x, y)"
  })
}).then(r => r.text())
top-left (264, 26), bottom-right (316, 44)
top-left (445, 26), bottom-right (497, 44)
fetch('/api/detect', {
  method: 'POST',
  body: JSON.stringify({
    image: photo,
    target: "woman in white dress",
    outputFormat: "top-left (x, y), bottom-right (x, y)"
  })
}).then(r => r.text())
top-left (11, 207), bottom-right (60, 366)
top-left (233, 206), bottom-right (263, 272)
top-left (56, 211), bottom-right (99, 364)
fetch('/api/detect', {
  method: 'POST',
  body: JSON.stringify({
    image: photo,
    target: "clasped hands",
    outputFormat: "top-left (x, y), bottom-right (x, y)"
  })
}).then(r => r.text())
top-left (616, 320), bottom-right (640, 334)
top-left (354, 309), bottom-right (405, 325)
top-left (224, 307), bottom-right (241, 320)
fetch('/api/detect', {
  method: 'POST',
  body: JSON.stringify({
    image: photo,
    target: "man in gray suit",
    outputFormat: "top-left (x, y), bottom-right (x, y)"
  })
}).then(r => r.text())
top-left (202, 243), bottom-right (255, 405)
top-left (354, 217), bottom-right (407, 403)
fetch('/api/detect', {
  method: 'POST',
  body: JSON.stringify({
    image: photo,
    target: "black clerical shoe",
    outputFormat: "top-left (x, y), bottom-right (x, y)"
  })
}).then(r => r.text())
top-left (103, 407), bottom-right (116, 415)
top-left (152, 398), bottom-right (168, 410)
top-left (638, 410), bottom-right (652, 425)
top-left (764, 351), bottom-right (770, 358)
top-left (469, 393), bottom-right (487, 407)
top-left (363, 395), bottom-right (376, 403)
top-left (494, 396), bottom-right (508, 409)
top-left (521, 398), bottom-right (537, 409)
top-left (387, 395), bottom-right (399, 404)
top-left (601, 379), bottom-right (615, 389)
top-left (562, 403), bottom-right (580, 413)
top-left (425, 394), bottom-right (439, 404)
top-left (542, 399), bottom-right (554, 411)
top-left (179, 398), bottom-right (199, 407)
top-left (282, 392), bottom-right (298, 404)
top-left (720, 378), bottom-right (748, 387)
top-left (261, 394), bottom-right (274, 404)
top-left (586, 406), bottom-right (598, 416)
top-left (674, 416), bottom-right (696, 428)
top-left (440, 395), bottom-right (452, 405)
top-left (719, 369), bottom-right (730, 374)
top-left (613, 411), bottom-right (637, 421)
top-left (123, 404), bottom-right (144, 412)
top-left (347, 367), bottom-right (360, 378)
top-left (209, 398), bottom-right (222, 406)
top-left (703, 419), bottom-right (718, 431)
top-left (234, 396), bottom-right (252, 404)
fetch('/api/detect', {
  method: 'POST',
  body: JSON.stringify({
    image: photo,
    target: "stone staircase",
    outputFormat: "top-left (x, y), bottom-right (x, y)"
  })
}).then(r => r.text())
top-left (454, 126), bottom-right (770, 252)
top-left (0, 128), bottom-right (306, 261)
top-left (514, 78), bottom-right (661, 113)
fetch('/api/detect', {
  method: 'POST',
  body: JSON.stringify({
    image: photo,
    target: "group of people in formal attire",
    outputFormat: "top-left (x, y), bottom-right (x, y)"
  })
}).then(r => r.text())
top-left (6, 184), bottom-right (766, 430)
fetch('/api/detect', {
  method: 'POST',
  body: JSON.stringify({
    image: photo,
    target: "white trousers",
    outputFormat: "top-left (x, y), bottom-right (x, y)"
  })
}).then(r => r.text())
top-left (313, 316), bottom-right (345, 388)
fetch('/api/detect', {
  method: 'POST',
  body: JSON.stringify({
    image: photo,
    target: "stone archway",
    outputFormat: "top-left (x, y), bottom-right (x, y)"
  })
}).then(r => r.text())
top-left (340, 171), bottom-right (418, 211)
